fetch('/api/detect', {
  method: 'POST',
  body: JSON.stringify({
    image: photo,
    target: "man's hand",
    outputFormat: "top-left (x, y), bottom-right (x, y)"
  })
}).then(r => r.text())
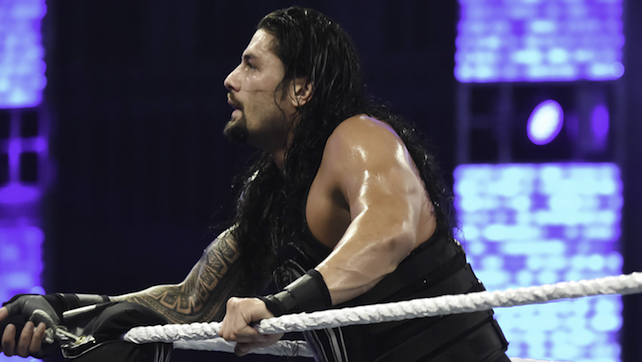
top-left (0, 306), bottom-right (47, 357)
top-left (219, 297), bottom-right (283, 356)
top-left (1, 294), bottom-right (61, 358)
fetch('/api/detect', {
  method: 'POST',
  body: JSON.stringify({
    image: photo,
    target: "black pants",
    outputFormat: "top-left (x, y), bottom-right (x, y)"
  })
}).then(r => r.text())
top-left (61, 302), bottom-right (173, 362)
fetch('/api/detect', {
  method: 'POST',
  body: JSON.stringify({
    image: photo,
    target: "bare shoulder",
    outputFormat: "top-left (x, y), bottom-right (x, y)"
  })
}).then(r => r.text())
top-left (324, 115), bottom-right (404, 160)
top-left (329, 115), bottom-right (400, 143)
top-left (314, 115), bottom-right (416, 198)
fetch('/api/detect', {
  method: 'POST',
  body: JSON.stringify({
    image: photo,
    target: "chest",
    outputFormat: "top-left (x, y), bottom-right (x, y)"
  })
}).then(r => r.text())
top-left (305, 174), bottom-right (351, 250)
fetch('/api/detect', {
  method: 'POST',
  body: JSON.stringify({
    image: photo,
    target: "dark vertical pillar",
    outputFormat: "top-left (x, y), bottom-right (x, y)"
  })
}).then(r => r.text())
top-left (496, 84), bottom-right (513, 163)
top-left (456, 83), bottom-right (471, 164)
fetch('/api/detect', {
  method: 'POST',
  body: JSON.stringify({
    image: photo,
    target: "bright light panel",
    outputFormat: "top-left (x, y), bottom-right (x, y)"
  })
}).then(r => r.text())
top-left (0, 226), bottom-right (45, 303)
top-left (0, 223), bottom-right (45, 362)
top-left (454, 163), bottom-right (622, 361)
top-left (0, 0), bottom-right (47, 108)
top-left (456, 0), bottom-right (624, 83)
top-left (0, 3), bottom-right (47, 361)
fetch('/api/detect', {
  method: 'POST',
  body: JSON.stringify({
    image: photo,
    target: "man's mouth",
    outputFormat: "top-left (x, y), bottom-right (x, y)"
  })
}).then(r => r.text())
top-left (227, 93), bottom-right (241, 110)
top-left (225, 94), bottom-right (243, 123)
top-left (224, 95), bottom-right (248, 143)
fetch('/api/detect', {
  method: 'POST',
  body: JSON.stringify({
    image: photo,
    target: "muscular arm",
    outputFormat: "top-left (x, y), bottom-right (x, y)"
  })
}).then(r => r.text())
top-left (113, 228), bottom-right (251, 324)
top-left (315, 116), bottom-right (436, 305)
top-left (217, 116), bottom-right (436, 353)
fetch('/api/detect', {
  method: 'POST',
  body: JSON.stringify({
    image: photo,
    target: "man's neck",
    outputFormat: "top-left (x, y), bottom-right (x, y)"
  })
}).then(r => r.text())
top-left (272, 149), bottom-right (286, 170)
top-left (271, 116), bottom-right (301, 170)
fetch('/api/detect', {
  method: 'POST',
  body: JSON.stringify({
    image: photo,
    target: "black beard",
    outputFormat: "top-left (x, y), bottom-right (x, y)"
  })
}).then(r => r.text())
top-left (223, 116), bottom-right (248, 143)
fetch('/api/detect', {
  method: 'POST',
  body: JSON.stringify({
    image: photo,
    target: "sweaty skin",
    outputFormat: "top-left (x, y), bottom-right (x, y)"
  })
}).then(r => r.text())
top-left (309, 115), bottom-right (436, 304)
top-left (219, 116), bottom-right (437, 355)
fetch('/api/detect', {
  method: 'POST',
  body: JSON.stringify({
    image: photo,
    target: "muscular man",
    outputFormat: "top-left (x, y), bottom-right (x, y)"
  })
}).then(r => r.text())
top-left (1, 7), bottom-right (509, 362)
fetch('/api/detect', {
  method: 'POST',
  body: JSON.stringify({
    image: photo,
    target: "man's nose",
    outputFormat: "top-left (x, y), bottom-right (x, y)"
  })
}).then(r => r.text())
top-left (224, 66), bottom-right (240, 91)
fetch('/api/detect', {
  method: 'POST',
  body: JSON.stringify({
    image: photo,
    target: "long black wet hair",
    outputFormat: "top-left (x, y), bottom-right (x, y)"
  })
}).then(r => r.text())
top-left (228, 7), bottom-right (455, 290)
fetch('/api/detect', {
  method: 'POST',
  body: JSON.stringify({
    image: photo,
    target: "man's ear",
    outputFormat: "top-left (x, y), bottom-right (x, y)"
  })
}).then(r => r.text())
top-left (289, 78), bottom-right (313, 107)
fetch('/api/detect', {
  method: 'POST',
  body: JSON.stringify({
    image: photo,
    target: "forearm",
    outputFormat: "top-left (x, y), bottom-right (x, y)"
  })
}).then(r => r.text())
top-left (113, 228), bottom-right (253, 324)
top-left (113, 263), bottom-right (245, 324)
top-left (316, 211), bottom-right (418, 305)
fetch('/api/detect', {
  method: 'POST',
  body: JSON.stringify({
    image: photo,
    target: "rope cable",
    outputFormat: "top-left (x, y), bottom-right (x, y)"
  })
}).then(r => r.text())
top-left (122, 272), bottom-right (642, 359)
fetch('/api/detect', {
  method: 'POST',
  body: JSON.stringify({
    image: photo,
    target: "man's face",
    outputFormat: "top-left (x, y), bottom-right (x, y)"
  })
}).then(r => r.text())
top-left (224, 29), bottom-right (295, 153)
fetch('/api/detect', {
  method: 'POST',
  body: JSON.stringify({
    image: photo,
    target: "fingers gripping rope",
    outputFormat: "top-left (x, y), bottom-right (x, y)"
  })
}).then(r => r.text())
top-left (123, 272), bottom-right (642, 358)
top-left (122, 321), bottom-right (315, 357)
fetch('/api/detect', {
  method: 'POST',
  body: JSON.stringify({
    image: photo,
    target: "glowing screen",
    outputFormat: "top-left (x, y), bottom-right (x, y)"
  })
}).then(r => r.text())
top-left (0, 2), bottom-right (47, 361)
top-left (454, 163), bottom-right (622, 361)
top-left (0, 0), bottom-right (47, 108)
top-left (456, 0), bottom-right (624, 82)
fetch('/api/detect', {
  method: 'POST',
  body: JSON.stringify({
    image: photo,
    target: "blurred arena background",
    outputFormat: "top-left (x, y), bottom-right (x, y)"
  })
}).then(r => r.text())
top-left (0, 1), bottom-right (640, 361)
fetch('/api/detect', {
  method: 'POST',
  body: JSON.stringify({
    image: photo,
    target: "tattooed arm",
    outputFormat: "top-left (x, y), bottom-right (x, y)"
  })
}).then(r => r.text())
top-left (112, 228), bottom-right (251, 324)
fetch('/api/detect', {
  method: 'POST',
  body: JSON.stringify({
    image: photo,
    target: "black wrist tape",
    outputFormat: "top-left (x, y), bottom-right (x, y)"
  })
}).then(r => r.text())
top-left (259, 269), bottom-right (332, 317)
top-left (4, 293), bottom-right (110, 320)
top-left (43, 293), bottom-right (110, 319)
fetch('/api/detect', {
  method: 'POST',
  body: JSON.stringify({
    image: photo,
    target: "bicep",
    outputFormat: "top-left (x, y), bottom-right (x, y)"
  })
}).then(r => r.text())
top-left (338, 148), bottom-right (425, 262)
top-left (315, 119), bottom-right (429, 304)
top-left (329, 122), bottom-right (426, 227)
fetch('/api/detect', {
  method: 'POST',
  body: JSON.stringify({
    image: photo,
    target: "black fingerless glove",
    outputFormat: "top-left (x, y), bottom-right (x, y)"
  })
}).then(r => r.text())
top-left (1, 294), bottom-right (62, 358)
top-left (259, 269), bottom-right (332, 317)
top-left (1, 293), bottom-right (110, 358)
top-left (3, 293), bottom-right (109, 321)
top-left (3, 294), bottom-right (62, 325)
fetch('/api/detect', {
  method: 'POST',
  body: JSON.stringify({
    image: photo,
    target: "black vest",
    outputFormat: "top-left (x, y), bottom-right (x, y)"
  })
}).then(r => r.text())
top-left (273, 229), bottom-right (510, 362)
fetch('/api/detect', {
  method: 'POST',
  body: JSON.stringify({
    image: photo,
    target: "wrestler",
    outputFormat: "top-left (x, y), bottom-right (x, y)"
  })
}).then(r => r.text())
top-left (1, 6), bottom-right (509, 362)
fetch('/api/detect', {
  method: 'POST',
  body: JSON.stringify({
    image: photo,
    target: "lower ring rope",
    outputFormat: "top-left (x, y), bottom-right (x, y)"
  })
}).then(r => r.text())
top-left (124, 272), bottom-right (642, 358)
top-left (173, 338), bottom-right (315, 357)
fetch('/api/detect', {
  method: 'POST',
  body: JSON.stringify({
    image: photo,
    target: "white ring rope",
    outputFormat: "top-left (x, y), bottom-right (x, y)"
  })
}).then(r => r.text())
top-left (124, 272), bottom-right (642, 359)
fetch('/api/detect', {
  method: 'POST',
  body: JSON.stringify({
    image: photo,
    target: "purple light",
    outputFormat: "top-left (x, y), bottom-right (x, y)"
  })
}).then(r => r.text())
top-left (0, 225), bottom-right (45, 303)
top-left (456, 0), bottom-right (624, 83)
top-left (527, 100), bottom-right (564, 145)
top-left (0, 0), bottom-right (47, 108)
top-left (454, 163), bottom-right (622, 361)
top-left (0, 183), bottom-right (40, 204)
top-left (0, 0), bottom-right (47, 345)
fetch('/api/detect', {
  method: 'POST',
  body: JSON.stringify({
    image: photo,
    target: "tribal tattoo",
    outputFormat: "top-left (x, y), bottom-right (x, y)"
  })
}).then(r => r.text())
top-left (114, 228), bottom-right (248, 323)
